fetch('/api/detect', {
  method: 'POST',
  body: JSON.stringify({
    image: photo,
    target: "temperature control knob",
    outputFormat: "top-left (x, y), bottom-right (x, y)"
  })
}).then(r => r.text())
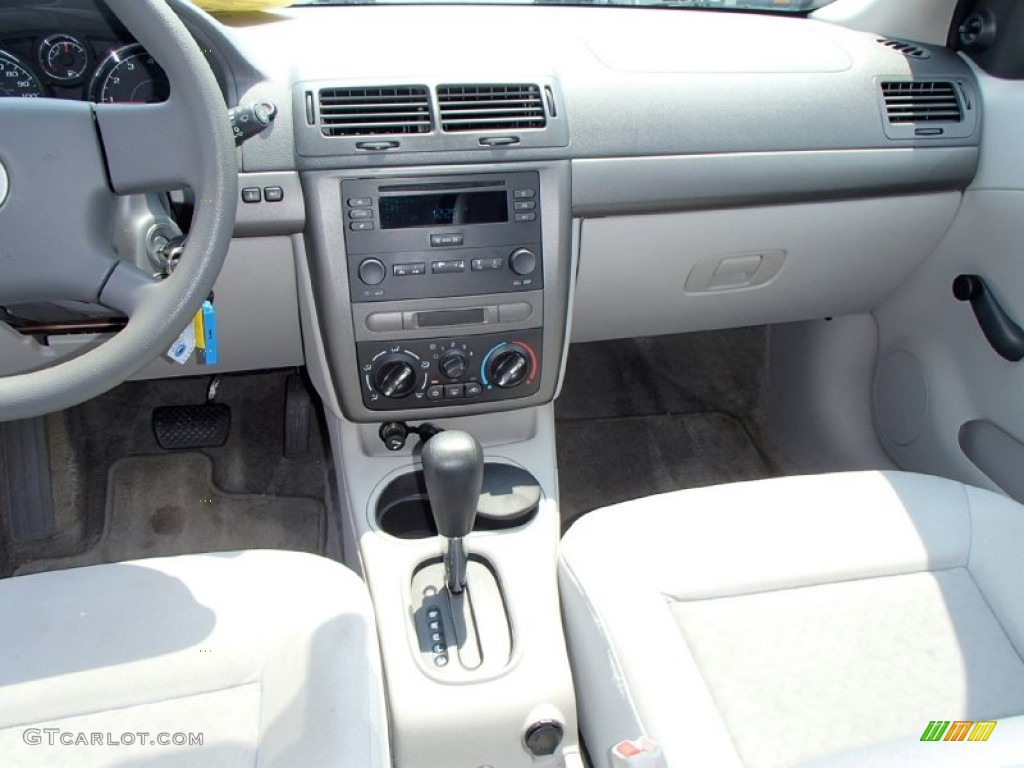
top-left (488, 348), bottom-right (530, 389)
top-left (440, 352), bottom-right (468, 381)
top-left (509, 248), bottom-right (537, 276)
top-left (374, 358), bottom-right (417, 398)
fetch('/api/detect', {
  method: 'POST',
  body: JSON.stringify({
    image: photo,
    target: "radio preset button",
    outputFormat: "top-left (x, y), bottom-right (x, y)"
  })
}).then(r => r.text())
top-left (514, 213), bottom-right (537, 223)
top-left (393, 263), bottom-right (426, 277)
top-left (348, 197), bottom-right (373, 207)
top-left (513, 189), bottom-right (537, 199)
top-left (358, 258), bottom-right (387, 286)
top-left (430, 233), bottom-right (464, 247)
top-left (432, 260), bottom-right (466, 274)
top-left (350, 221), bottom-right (375, 231)
top-left (349, 208), bottom-right (374, 220)
top-left (471, 258), bottom-right (503, 272)
top-left (513, 200), bottom-right (536, 211)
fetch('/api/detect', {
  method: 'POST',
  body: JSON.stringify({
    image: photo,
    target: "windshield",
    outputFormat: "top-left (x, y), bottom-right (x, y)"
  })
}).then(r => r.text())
top-left (291, 0), bottom-right (834, 9)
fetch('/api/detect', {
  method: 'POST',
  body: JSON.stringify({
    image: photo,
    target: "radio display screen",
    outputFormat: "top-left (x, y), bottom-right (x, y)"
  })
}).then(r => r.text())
top-left (379, 191), bottom-right (508, 229)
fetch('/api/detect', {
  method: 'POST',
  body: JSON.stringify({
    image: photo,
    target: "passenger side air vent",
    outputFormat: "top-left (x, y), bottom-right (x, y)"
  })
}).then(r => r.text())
top-left (881, 81), bottom-right (962, 124)
top-left (437, 84), bottom-right (546, 133)
top-left (318, 86), bottom-right (431, 137)
top-left (877, 38), bottom-right (932, 59)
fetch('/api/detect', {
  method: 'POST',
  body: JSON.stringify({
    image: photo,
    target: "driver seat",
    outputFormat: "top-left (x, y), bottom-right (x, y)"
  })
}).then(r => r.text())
top-left (0, 549), bottom-right (390, 767)
top-left (560, 471), bottom-right (1024, 767)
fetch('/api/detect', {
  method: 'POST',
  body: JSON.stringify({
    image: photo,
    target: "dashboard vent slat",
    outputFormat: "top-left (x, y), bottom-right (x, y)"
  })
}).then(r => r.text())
top-left (877, 38), bottom-right (932, 59)
top-left (437, 84), bottom-right (547, 133)
top-left (881, 81), bottom-right (962, 124)
top-left (318, 86), bottom-right (431, 137)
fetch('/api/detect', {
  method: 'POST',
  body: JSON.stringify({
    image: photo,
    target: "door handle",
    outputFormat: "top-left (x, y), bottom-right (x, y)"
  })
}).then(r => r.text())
top-left (953, 274), bottom-right (1024, 362)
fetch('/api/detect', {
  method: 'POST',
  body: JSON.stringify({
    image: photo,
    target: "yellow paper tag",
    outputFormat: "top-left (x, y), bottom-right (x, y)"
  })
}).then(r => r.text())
top-left (194, 0), bottom-right (295, 12)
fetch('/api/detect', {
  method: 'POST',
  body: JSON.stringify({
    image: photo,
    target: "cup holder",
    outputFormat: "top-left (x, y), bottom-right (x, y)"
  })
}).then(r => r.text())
top-left (377, 462), bottom-right (540, 539)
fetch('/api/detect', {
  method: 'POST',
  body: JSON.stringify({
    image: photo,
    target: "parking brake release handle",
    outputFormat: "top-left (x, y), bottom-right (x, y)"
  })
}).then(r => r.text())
top-left (953, 274), bottom-right (1024, 362)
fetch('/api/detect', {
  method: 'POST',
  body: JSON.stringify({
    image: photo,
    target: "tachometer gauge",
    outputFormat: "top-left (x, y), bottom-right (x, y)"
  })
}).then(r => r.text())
top-left (39, 34), bottom-right (89, 82)
top-left (0, 50), bottom-right (45, 98)
top-left (90, 44), bottom-right (169, 104)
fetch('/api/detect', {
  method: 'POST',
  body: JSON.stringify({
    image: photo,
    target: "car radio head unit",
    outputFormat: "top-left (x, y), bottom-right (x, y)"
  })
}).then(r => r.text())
top-left (341, 172), bottom-right (543, 304)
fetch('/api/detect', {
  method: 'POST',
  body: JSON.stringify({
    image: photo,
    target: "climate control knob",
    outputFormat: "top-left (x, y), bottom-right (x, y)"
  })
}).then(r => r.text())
top-left (440, 352), bottom-right (468, 381)
top-left (509, 248), bottom-right (537, 276)
top-left (374, 358), bottom-right (417, 398)
top-left (488, 348), bottom-right (530, 389)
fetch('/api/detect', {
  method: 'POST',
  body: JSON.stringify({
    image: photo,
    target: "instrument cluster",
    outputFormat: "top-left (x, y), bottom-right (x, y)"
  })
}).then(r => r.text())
top-left (0, 31), bottom-right (168, 104)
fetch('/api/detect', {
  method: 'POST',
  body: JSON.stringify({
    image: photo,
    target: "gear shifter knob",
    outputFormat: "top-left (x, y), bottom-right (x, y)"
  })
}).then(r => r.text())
top-left (422, 430), bottom-right (483, 594)
top-left (422, 430), bottom-right (483, 539)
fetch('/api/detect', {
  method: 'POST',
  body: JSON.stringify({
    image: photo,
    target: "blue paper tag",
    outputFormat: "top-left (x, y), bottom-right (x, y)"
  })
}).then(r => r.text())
top-left (199, 300), bottom-right (218, 365)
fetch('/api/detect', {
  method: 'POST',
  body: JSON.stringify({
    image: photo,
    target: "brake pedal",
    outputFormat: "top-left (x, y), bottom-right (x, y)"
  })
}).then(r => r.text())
top-left (153, 377), bottom-right (231, 450)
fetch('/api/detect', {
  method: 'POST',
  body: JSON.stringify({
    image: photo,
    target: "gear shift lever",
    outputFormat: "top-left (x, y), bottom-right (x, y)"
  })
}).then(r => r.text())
top-left (422, 430), bottom-right (484, 594)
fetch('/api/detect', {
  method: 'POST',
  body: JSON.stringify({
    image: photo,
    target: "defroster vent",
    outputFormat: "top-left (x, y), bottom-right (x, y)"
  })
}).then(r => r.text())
top-left (319, 86), bottom-right (431, 137)
top-left (437, 84), bottom-right (547, 133)
top-left (881, 81), bottom-right (962, 124)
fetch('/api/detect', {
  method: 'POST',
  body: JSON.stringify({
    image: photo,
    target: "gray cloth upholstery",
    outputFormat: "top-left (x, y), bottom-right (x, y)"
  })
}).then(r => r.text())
top-left (559, 471), bottom-right (1024, 767)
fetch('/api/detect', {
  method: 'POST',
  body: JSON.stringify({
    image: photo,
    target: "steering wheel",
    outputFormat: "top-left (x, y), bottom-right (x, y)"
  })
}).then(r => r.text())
top-left (0, 0), bottom-right (237, 421)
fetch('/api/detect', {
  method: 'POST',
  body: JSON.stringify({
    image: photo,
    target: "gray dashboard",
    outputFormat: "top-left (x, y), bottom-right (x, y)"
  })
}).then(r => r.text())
top-left (170, 2), bottom-right (982, 215)
top-left (0, 0), bottom-right (984, 422)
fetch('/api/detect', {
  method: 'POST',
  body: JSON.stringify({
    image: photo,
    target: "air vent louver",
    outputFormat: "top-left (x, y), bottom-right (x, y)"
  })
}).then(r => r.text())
top-left (318, 86), bottom-right (431, 137)
top-left (881, 81), bottom-right (962, 124)
top-left (877, 38), bottom-right (932, 59)
top-left (437, 84), bottom-right (546, 133)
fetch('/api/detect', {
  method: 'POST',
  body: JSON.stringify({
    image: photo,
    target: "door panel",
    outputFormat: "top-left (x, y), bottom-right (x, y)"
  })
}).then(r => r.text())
top-left (873, 65), bottom-right (1024, 496)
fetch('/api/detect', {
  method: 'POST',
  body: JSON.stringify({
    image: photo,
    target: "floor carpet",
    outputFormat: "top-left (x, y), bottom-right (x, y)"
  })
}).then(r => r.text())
top-left (18, 453), bottom-right (323, 574)
top-left (555, 328), bottom-right (790, 529)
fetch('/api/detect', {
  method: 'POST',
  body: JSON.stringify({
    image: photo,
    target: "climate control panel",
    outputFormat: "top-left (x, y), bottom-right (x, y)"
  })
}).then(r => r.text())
top-left (356, 329), bottom-right (543, 411)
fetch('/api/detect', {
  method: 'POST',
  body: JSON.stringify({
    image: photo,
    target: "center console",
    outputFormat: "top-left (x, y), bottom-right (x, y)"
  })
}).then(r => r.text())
top-left (300, 160), bottom-right (581, 768)
top-left (301, 161), bottom-right (572, 423)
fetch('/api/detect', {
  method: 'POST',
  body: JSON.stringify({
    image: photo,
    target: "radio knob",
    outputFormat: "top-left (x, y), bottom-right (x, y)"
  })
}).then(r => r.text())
top-left (439, 352), bottom-right (468, 381)
top-left (374, 359), bottom-right (417, 398)
top-left (358, 258), bottom-right (387, 286)
top-left (489, 348), bottom-right (530, 389)
top-left (509, 248), bottom-right (537, 276)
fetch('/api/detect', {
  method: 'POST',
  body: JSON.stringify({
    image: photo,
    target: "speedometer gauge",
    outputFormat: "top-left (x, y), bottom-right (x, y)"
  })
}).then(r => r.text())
top-left (90, 44), bottom-right (169, 104)
top-left (0, 50), bottom-right (45, 98)
top-left (39, 34), bottom-right (89, 82)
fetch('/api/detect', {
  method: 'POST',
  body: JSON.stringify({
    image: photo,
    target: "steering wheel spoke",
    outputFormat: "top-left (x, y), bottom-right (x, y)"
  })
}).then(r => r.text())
top-left (94, 101), bottom-right (204, 194)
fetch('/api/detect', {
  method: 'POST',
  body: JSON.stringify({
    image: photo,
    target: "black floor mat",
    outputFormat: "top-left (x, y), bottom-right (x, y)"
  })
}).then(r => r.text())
top-left (555, 328), bottom-right (790, 529)
top-left (18, 453), bottom-right (324, 574)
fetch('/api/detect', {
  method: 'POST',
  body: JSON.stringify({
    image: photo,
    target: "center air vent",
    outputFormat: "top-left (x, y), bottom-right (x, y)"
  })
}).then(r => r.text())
top-left (877, 38), bottom-right (932, 59)
top-left (437, 84), bottom-right (546, 133)
top-left (318, 86), bottom-right (431, 137)
top-left (881, 81), bottom-right (962, 124)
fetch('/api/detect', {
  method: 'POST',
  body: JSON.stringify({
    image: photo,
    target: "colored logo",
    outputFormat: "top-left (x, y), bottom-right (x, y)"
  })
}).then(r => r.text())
top-left (921, 720), bottom-right (997, 742)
